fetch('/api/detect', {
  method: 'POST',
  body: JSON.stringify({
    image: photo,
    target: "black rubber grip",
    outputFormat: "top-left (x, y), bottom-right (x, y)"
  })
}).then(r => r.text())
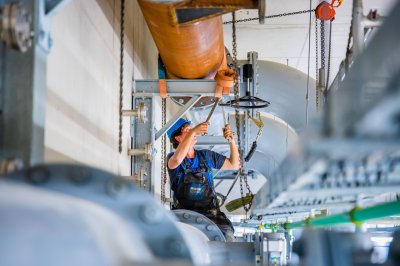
top-left (242, 64), bottom-right (253, 80)
top-left (245, 141), bottom-right (257, 162)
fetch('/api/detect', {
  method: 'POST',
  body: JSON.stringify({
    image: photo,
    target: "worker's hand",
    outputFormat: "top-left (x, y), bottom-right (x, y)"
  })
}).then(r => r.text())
top-left (190, 122), bottom-right (209, 135)
top-left (223, 124), bottom-right (234, 141)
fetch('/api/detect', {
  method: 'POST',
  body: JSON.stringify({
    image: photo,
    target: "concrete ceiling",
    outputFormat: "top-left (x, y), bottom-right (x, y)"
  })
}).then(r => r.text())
top-left (223, 0), bottom-right (397, 82)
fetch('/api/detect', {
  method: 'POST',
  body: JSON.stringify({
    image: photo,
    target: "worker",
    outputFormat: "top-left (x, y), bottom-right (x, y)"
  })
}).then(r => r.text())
top-left (167, 118), bottom-right (240, 241)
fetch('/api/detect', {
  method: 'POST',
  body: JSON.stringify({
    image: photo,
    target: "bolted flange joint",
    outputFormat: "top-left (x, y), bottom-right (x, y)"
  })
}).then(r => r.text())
top-left (122, 102), bottom-right (148, 123)
top-left (128, 143), bottom-right (155, 161)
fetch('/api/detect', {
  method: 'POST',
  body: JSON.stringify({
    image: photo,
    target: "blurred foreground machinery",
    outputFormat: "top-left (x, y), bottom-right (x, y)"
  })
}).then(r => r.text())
top-left (1, 164), bottom-right (400, 266)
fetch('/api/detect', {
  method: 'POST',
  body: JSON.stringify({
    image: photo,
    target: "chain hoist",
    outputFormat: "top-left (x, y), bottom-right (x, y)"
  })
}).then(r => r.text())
top-left (315, 0), bottom-right (340, 101)
top-left (118, 0), bottom-right (125, 153)
top-left (316, 9), bottom-right (335, 106)
top-left (326, 20), bottom-right (333, 91)
top-left (224, 9), bottom-right (315, 25)
top-left (161, 98), bottom-right (167, 203)
top-left (231, 12), bottom-right (253, 214)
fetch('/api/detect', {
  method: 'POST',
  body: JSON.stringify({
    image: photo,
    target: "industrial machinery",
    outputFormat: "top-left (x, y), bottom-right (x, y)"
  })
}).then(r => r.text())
top-left (1, 0), bottom-right (400, 265)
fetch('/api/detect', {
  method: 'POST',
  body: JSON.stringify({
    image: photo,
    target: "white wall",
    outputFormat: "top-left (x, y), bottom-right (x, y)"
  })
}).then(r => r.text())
top-left (45, 0), bottom-right (157, 177)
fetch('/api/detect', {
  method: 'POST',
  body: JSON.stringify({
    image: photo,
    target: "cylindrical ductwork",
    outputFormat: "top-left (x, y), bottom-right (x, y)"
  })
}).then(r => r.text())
top-left (138, 0), bottom-right (226, 79)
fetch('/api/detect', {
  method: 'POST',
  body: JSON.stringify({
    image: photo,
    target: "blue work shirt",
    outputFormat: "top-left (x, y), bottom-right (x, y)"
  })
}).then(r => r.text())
top-left (167, 149), bottom-right (226, 191)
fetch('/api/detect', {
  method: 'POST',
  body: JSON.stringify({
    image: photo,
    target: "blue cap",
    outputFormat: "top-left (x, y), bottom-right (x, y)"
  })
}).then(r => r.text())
top-left (167, 118), bottom-right (191, 139)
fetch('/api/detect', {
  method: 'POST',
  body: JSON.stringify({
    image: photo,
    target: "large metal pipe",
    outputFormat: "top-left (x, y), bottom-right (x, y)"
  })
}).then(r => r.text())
top-left (138, 0), bottom-right (226, 79)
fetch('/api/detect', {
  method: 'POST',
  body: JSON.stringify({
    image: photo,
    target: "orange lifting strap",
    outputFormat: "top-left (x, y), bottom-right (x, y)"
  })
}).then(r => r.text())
top-left (214, 69), bottom-right (235, 98)
top-left (159, 79), bottom-right (167, 98)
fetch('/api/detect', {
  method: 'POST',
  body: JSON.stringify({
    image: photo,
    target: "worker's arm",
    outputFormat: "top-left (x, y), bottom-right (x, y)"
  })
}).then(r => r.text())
top-left (221, 125), bottom-right (240, 170)
top-left (168, 122), bottom-right (209, 169)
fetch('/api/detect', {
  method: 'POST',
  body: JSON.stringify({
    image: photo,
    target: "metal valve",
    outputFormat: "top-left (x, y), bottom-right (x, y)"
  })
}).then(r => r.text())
top-left (122, 102), bottom-right (148, 123)
top-left (128, 143), bottom-right (155, 161)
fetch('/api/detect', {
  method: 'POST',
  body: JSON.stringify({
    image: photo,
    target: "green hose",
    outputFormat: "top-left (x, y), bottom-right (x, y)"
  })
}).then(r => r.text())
top-left (284, 200), bottom-right (400, 230)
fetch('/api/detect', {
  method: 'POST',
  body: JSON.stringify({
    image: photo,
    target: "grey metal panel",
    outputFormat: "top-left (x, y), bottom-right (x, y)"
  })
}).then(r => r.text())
top-left (132, 97), bottom-right (154, 191)
top-left (328, 0), bottom-right (400, 137)
top-left (1, 0), bottom-right (48, 166)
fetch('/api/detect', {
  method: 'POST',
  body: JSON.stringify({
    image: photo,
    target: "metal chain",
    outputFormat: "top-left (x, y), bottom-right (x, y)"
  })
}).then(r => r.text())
top-left (320, 20), bottom-right (326, 74)
top-left (161, 98), bottom-right (167, 203)
top-left (118, 0), bottom-right (125, 153)
top-left (231, 12), bottom-right (252, 214)
top-left (224, 9), bottom-right (315, 24)
top-left (232, 12), bottom-right (241, 165)
top-left (305, 0), bottom-right (312, 127)
top-left (326, 19), bottom-right (333, 92)
top-left (315, 16), bottom-right (319, 111)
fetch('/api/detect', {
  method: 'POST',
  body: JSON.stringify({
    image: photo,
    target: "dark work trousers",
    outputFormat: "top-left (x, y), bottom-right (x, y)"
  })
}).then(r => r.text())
top-left (203, 209), bottom-right (235, 242)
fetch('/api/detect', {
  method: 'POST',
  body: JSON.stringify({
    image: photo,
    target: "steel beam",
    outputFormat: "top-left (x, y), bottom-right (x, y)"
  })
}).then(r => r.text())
top-left (134, 79), bottom-right (233, 97)
top-left (269, 185), bottom-right (400, 209)
top-left (155, 95), bottom-right (201, 140)
top-left (250, 203), bottom-right (355, 219)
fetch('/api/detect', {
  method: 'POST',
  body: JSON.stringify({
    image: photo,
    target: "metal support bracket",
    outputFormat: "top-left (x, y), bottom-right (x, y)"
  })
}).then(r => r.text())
top-left (155, 95), bottom-right (201, 141)
top-left (131, 79), bottom-right (232, 193)
top-left (45, 0), bottom-right (70, 16)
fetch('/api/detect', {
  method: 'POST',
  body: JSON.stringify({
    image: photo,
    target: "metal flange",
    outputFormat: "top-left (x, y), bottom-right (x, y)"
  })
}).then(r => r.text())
top-left (122, 102), bottom-right (148, 123)
top-left (172, 209), bottom-right (226, 242)
top-left (128, 143), bottom-right (155, 161)
top-left (0, 3), bottom-right (32, 52)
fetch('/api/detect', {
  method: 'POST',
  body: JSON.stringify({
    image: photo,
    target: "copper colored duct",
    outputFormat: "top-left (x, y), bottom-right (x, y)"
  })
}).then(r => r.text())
top-left (138, 0), bottom-right (259, 79)
top-left (138, 0), bottom-right (223, 79)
